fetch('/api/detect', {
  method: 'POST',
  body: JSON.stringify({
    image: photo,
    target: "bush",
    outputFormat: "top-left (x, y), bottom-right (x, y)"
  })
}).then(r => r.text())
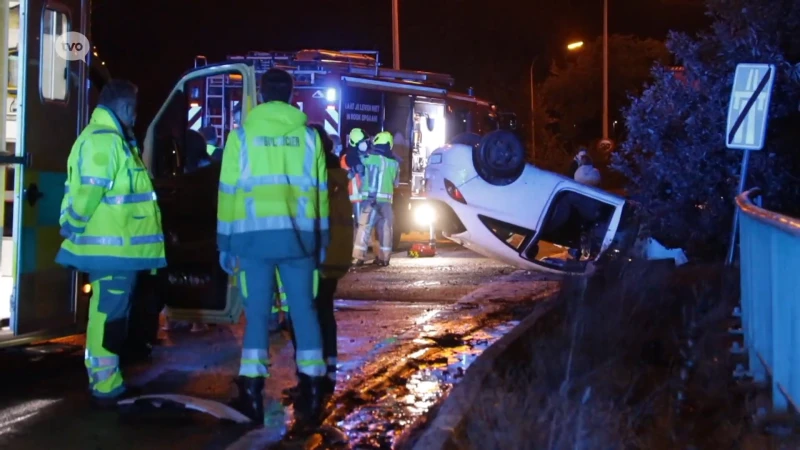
top-left (613, 0), bottom-right (800, 260)
top-left (451, 262), bottom-right (777, 449)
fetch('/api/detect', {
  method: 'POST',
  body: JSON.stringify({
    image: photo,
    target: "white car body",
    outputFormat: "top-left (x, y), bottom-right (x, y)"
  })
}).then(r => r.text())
top-left (424, 143), bottom-right (629, 274)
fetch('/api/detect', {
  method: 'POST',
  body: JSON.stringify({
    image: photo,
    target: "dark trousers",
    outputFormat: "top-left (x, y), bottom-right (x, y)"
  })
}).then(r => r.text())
top-left (289, 277), bottom-right (339, 377)
top-left (124, 272), bottom-right (163, 355)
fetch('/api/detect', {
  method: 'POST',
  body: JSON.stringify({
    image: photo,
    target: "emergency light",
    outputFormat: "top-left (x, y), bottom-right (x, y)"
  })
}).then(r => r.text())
top-left (326, 88), bottom-right (337, 102)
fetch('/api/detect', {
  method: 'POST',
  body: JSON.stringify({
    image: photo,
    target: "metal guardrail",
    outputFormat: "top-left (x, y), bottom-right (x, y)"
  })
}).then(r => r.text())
top-left (736, 188), bottom-right (800, 412)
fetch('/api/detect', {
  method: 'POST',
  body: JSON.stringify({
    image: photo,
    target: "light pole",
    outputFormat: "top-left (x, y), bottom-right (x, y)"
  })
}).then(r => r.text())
top-left (392, 0), bottom-right (400, 69)
top-left (602, 0), bottom-right (609, 141)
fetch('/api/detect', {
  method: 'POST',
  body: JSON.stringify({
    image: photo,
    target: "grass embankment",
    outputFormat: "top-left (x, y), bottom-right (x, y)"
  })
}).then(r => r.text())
top-left (451, 261), bottom-right (786, 449)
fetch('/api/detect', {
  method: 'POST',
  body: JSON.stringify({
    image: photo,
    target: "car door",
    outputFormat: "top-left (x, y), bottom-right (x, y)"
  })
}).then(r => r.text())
top-left (142, 63), bottom-right (256, 324)
top-left (10, 0), bottom-right (87, 338)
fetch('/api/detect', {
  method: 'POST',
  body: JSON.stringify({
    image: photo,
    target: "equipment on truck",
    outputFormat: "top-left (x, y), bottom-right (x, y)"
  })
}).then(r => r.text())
top-left (184, 49), bottom-right (509, 245)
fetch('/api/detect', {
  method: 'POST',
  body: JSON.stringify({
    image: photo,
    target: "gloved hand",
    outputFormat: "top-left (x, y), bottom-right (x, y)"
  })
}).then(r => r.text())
top-left (219, 251), bottom-right (237, 275)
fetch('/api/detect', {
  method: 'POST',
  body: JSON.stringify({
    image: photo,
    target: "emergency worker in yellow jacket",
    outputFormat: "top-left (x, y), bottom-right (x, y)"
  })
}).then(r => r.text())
top-left (55, 80), bottom-right (166, 408)
top-left (217, 69), bottom-right (330, 430)
top-left (353, 132), bottom-right (400, 266)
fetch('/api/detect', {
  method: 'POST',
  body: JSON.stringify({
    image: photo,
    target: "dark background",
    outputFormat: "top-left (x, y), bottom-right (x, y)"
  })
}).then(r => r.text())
top-left (92, 0), bottom-right (709, 134)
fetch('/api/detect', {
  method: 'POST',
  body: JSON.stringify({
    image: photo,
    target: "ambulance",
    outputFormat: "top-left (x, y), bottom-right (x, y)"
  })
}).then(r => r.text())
top-left (0, 0), bottom-right (117, 346)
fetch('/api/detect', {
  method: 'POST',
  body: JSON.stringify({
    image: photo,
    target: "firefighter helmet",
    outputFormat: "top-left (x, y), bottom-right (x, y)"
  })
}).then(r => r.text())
top-left (348, 128), bottom-right (369, 151)
top-left (373, 131), bottom-right (394, 148)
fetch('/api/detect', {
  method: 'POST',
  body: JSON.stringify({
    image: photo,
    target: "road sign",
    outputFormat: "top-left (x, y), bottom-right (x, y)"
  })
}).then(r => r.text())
top-left (726, 63), bottom-right (776, 151)
top-left (597, 139), bottom-right (614, 152)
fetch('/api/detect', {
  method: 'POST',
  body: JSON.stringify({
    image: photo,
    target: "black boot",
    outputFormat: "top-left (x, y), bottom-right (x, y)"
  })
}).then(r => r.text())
top-left (228, 376), bottom-right (265, 424)
top-left (293, 373), bottom-right (326, 433)
top-left (90, 385), bottom-right (143, 410)
top-left (321, 376), bottom-right (336, 401)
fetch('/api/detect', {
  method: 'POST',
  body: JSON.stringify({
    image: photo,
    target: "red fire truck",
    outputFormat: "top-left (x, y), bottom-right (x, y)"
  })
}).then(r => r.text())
top-left (184, 49), bottom-right (505, 246)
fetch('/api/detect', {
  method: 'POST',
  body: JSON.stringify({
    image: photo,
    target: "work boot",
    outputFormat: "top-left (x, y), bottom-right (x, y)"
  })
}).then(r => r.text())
top-left (352, 259), bottom-right (365, 267)
top-left (373, 259), bottom-right (389, 267)
top-left (283, 376), bottom-right (334, 404)
top-left (321, 376), bottom-right (336, 401)
top-left (292, 373), bottom-right (326, 433)
top-left (228, 376), bottom-right (265, 424)
top-left (281, 383), bottom-right (301, 403)
top-left (89, 385), bottom-right (143, 410)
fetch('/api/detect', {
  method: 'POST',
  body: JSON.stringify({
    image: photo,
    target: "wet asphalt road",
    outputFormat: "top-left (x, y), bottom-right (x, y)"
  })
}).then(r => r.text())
top-left (0, 245), bottom-right (559, 449)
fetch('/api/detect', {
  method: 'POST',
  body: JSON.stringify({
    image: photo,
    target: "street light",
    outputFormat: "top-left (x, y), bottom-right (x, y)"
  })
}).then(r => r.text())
top-left (567, 41), bottom-right (584, 51)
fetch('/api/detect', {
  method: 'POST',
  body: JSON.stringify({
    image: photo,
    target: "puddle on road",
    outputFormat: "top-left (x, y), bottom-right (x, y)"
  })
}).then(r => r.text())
top-left (409, 280), bottom-right (442, 288)
top-left (333, 320), bottom-right (519, 449)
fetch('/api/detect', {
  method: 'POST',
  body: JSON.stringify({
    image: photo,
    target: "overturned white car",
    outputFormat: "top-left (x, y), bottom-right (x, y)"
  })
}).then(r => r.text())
top-left (423, 131), bottom-right (644, 275)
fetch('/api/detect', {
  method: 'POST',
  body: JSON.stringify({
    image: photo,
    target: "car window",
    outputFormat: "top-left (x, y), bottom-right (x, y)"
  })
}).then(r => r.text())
top-left (478, 215), bottom-right (532, 251)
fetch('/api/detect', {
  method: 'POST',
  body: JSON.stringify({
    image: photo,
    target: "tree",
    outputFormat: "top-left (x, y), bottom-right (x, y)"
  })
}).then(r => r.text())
top-left (613, 0), bottom-right (800, 259)
top-left (538, 35), bottom-right (670, 146)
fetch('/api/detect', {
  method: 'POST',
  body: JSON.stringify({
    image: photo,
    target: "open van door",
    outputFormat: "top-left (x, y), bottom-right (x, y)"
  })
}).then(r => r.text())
top-left (8, 0), bottom-right (87, 339)
top-left (142, 63), bottom-right (256, 324)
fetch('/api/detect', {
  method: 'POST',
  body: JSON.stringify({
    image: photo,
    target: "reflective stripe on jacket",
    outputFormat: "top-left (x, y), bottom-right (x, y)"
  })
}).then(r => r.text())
top-left (363, 153), bottom-right (400, 204)
top-left (55, 106), bottom-right (166, 272)
top-left (217, 101), bottom-right (330, 259)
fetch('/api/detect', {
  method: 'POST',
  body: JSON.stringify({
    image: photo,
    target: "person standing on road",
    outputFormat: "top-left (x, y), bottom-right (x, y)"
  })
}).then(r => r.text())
top-left (340, 128), bottom-right (370, 238)
top-left (282, 124), bottom-right (352, 402)
top-left (55, 80), bottom-right (166, 408)
top-left (352, 131), bottom-right (400, 267)
top-left (217, 68), bottom-right (330, 430)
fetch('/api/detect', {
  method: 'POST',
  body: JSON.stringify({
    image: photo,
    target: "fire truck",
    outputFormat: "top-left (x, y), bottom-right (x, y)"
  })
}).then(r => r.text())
top-left (183, 49), bottom-right (505, 246)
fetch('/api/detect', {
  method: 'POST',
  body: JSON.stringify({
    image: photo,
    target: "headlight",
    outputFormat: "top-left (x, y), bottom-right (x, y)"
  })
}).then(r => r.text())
top-left (414, 204), bottom-right (436, 226)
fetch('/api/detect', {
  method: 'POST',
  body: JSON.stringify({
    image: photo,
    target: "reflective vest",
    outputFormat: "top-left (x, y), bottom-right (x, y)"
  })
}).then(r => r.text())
top-left (363, 153), bottom-right (400, 204)
top-left (217, 101), bottom-right (330, 259)
top-left (55, 106), bottom-right (166, 272)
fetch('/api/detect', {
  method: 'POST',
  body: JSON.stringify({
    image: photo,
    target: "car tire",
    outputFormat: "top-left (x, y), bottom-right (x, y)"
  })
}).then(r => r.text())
top-left (472, 130), bottom-right (526, 186)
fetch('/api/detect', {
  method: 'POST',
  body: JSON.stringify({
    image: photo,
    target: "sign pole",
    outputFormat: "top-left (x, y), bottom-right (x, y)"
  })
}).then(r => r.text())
top-left (723, 63), bottom-right (776, 266)
top-left (726, 149), bottom-right (750, 265)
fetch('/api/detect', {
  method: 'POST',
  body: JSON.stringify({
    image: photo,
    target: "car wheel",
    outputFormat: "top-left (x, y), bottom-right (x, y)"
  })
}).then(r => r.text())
top-left (472, 130), bottom-right (526, 186)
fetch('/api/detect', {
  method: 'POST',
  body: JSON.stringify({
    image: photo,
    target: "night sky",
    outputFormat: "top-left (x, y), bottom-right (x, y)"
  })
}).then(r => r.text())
top-left (91, 0), bottom-right (708, 132)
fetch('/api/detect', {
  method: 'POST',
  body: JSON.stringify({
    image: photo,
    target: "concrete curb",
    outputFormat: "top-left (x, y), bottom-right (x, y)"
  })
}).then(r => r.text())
top-left (410, 295), bottom-right (559, 450)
